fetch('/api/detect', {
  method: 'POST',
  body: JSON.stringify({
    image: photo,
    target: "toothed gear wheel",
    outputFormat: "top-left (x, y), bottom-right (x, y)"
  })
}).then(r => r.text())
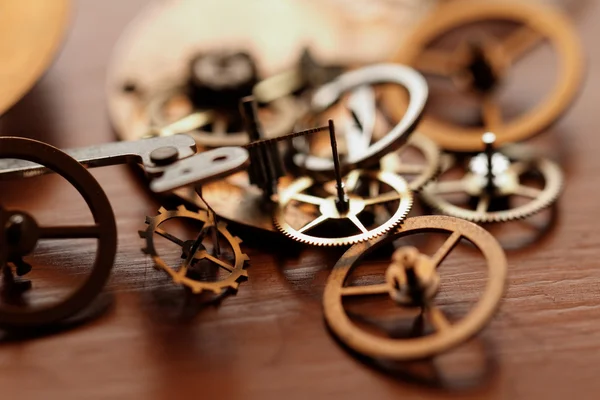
top-left (274, 170), bottom-right (413, 247)
top-left (140, 206), bottom-right (249, 294)
top-left (420, 152), bottom-right (563, 223)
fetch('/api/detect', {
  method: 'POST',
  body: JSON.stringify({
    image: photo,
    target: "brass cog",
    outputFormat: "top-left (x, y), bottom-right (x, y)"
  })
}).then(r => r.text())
top-left (323, 215), bottom-right (507, 361)
top-left (420, 150), bottom-right (563, 223)
top-left (380, 133), bottom-right (441, 192)
top-left (273, 170), bottom-right (413, 246)
top-left (391, 0), bottom-right (584, 152)
top-left (139, 206), bottom-right (249, 294)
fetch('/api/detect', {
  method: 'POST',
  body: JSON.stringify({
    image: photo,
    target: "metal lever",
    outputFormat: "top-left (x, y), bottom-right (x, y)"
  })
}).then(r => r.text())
top-left (0, 135), bottom-right (197, 180)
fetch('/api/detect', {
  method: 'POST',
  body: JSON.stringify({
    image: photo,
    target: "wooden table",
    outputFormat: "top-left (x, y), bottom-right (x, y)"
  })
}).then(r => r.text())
top-left (1, 1), bottom-right (600, 399)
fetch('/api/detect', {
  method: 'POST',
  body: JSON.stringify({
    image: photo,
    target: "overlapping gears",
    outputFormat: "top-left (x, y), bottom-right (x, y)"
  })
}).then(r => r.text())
top-left (139, 206), bottom-right (249, 294)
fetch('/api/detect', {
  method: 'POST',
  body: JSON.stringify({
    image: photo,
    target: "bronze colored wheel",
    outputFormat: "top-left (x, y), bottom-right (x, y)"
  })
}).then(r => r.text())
top-left (392, 0), bottom-right (584, 152)
top-left (323, 216), bottom-right (507, 360)
top-left (0, 137), bottom-right (117, 328)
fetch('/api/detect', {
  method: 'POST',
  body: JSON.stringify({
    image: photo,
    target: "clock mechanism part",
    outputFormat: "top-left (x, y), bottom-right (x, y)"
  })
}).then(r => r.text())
top-left (139, 206), bottom-right (249, 295)
top-left (0, 0), bottom-right (70, 115)
top-left (292, 63), bottom-right (428, 180)
top-left (323, 215), bottom-right (507, 361)
top-left (274, 121), bottom-right (414, 247)
top-left (420, 133), bottom-right (564, 223)
top-left (0, 137), bottom-right (117, 329)
top-left (122, 49), bottom-right (300, 148)
top-left (391, 0), bottom-right (584, 152)
top-left (379, 133), bottom-right (441, 192)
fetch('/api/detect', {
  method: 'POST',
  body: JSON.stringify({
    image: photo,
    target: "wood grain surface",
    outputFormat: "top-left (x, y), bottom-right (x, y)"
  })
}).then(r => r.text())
top-left (1, 0), bottom-right (600, 399)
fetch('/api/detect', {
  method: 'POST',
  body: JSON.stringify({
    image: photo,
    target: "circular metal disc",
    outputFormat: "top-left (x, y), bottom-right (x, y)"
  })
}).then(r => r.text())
top-left (106, 0), bottom-right (434, 142)
top-left (0, 0), bottom-right (70, 115)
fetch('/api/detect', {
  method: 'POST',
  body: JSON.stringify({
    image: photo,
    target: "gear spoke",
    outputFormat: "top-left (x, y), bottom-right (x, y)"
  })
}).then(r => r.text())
top-left (426, 305), bottom-right (451, 332)
top-left (344, 170), bottom-right (361, 193)
top-left (348, 215), bottom-right (369, 234)
top-left (500, 26), bottom-right (543, 63)
top-left (341, 283), bottom-right (389, 297)
top-left (39, 225), bottom-right (100, 239)
top-left (476, 195), bottom-right (490, 214)
top-left (364, 192), bottom-right (403, 206)
top-left (515, 185), bottom-right (542, 199)
top-left (431, 180), bottom-right (466, 195)
top-left (431, 231), bottom-right (462, 268)
top-left (291, 193), bottom-right (327, 206)
top-left (298, 214), bottom-right (329, 234)
top-left (154, 227), bottom-right (185, 246)
top-left (201, 252), bottom-right (234, 272)
top-left (482, 96), bottom-right (502, 130)
top-left (415, 49), bottom-right (460, 77)
top-left (212, 114), bottom-right (228, 135)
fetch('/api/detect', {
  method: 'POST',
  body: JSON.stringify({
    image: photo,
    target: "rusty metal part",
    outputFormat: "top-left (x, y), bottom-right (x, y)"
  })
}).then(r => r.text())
top-left (380, 133), bottom-right (441, 192)
top-left (323, 215), bottom-right (507, 360)
top-left (139, 206), bottom-right (249, 294)
top-left (420, 145), bottom-right (564, 223)
top-left (0, 137), bottom-right (117, 329)
top-left (0, 0), bottom-right (70, 115)
top-left (293, 64), bottom-right (428, 177)
top-left (391, 0), bottom-right (584, 152)
top-left (274, 170), bottom-right (413, 246)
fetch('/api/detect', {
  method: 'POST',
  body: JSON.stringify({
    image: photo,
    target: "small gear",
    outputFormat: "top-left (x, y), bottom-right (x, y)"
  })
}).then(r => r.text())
top-left (380, 133), bottom-right (441, 192)
top-left (420, 144), bottom-right (564, 223)
top-left (273, 169), bottom-right (413, 247)
top-left (139, 206), bottom-right (249, 294)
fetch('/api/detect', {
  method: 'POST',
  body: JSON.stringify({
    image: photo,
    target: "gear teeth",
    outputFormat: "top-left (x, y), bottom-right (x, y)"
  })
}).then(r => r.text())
top-left (217, 221), bottom-right (228, 230)
top-left (177, 204), bottom-right (187, 212)
top-left (212, 287), bottom-right (223, 294)
top-left (145, 216), bottom-right (152, 224)
top-left (229, 281), bottom-right (240, 290)
top-left (234, 236), bottom-right (243, 244)
top-left (138, 230), bottom-right (147, 239)
top-left (192, 286), bottom-right (203, 295)
top-left (239, 269), bottom-right (249, 278)
top-left (158, 206), bottom-right (167, 215)
top-left (241, 253), bottom-right (250, 262)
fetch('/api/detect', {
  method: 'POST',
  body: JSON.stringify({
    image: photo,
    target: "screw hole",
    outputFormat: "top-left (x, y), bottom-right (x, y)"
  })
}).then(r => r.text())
top-left (182, 168), bottom-right (192, 174)
top-left (212, 155), bottom-right (228, 162)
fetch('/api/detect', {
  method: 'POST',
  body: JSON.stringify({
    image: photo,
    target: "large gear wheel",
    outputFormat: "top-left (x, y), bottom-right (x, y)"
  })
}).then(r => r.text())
top-left (273, 169), bottom-right (413, 246)
top-left (0, 137), bottom-right (117, 329)
top-left (139, 206), bottom-right (249, 294)
top-left (390, 0), bottom-right (584, 152)
top-left (420, 148), bottom-right (563, 223)
top-left (323, 215), bottom-right (507, 361)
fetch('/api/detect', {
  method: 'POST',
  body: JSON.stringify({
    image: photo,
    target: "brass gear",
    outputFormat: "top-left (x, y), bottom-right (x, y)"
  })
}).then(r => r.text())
top-left (273, 169), bottom-right (413, 246)
top-left (420, 151), bottom-right (564, 223)
top-left (323, 215), bottom-right (507, 361)
top-left (139, 206), bottom-right (249, 294)
top-left (391, 0), bottom-right (584, 152)
top-left (380, 133), bottom-right (441, 192)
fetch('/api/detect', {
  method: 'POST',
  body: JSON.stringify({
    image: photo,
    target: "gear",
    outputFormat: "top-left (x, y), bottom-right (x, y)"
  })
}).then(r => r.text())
top-left (143, 84), bottom-right (299, 148)
top-left (380, 133), bottom-right (441, 192)
top-left (323, 215), bottom-right (507, 361)
top-left (420, 147), bottom-right (564, 223)
top-left (273, 169), bottom-right (413, 246)
top-left (0, 137), bottom-right (117, 329)
top-left (390, 0), bottom-right (584, 152)
top-left (140, 206), bottom-right (249, 294)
